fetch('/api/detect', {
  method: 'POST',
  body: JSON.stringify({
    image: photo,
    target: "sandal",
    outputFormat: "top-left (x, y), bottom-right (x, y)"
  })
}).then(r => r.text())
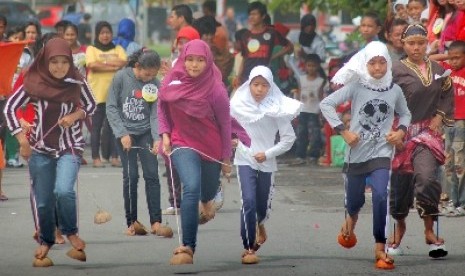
top-left (337, 227), bottom-right (357, 249)
top-left (198, 201), bottom-right (215, 225)
top-left (170, 246), bottom-right (194, 265)
top-left (150, 223), bottom-right (173, 238)
top-left (133, 221), bottom-right (148, 235)
top-left (0, 194), bottom-right (8, 201)
top-left (428, 243), bottom-right (448, 259)
top-left (252, 224), bottom-right (267, 251)
top-left (375, 252), bottom-right (395, 270)
top-left (241, 249), bottom-right (259, 264)
top-left (386, 244), bottom-right (404, 256)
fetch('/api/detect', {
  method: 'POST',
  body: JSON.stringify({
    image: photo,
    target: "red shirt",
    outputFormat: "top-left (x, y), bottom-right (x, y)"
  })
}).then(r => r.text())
top-left (441, 62), bottom-right (465, 119)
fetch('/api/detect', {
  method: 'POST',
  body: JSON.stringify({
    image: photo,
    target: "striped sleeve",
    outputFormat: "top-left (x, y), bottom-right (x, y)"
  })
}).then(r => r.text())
top-left (80, 80), bottom-right (96, 117)
top-left (3, 87), bottom-right (30, 135)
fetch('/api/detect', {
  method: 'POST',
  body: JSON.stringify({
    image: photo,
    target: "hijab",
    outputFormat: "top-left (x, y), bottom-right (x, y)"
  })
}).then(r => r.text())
top-left (299, 14), bottom-right (317, 47)
top-left (113, 18), bottom-right (135, 50)
top-left (331, 41), bottom-right (393, 92)
top-left (24, 38), bottom-right (82, 104)
top-left (158, 39), bottom-right (225, 118)
top-left (231, 65), bottom-right (302, 125)
top-left (93, 21), bottom-right (116, 52)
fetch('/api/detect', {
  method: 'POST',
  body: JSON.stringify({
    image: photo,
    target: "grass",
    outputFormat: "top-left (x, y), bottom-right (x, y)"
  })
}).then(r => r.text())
top-left (148, 43), bottom-right (172, 59)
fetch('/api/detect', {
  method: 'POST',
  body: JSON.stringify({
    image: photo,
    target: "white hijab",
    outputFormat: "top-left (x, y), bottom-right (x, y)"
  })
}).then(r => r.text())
top-left (231, 66), bottom-right (302, 124)
top-left (331, 41), bottom-right (393, 91)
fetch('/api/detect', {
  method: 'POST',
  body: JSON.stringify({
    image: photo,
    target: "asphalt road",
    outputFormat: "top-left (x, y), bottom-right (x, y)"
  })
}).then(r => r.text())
top-left (1, 153), bottom-right (464, 275)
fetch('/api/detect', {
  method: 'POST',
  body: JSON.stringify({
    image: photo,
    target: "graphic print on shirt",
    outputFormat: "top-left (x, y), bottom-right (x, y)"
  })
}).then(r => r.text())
top-left (123, 88), bottom-right (146, 121)
top-left (358, 99), bottom-right (391, 141)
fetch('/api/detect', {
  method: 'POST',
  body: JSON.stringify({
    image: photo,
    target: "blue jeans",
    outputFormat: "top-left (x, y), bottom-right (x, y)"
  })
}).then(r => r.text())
top-left (345, 169), bottom-right (389, 243)
top-left (444, 121), bottom-right (465, 208)
top-left (29, 151), bottom-right (81, 246)
top-left (237, 165), bottom-right (273, 249)
top-left (295, 112), bottom-right (322, 159)
top-left (116, 131), bottom-right (162, 226)
top-left (171, 147), bottom-right (221, 251)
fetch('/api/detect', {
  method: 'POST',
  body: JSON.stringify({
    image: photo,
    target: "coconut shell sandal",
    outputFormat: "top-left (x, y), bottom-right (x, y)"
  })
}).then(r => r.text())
top-left (375, 252), bottom-right (395, 270)
top-left (151, 223), bottom-right (174, 238)
top-left (242, 249), bottom-right (259, 264)
top-left (33, 244), bottom-right (54, 267)
top-left (133, 220), bottom-right (148, 235)
top-left (170, 246), bottom-right (194, 265)
top-left (337, 227), bottom-right (357, 249)
top-left (426, 238), bottom-right (448, 259)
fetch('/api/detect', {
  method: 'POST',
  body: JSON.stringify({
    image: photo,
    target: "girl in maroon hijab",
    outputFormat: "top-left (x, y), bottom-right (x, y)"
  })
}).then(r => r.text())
top-left (4, 38), bottom-right (96, 266)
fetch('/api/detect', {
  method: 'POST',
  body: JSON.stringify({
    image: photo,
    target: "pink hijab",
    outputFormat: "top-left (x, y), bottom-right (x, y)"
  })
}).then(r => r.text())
top-left (159, 39), bottom-right (225, 118)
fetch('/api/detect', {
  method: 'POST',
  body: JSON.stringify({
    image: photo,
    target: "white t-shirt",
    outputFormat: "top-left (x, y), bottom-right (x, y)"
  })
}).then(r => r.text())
top-left (298, 76), bottom-right (324, 114)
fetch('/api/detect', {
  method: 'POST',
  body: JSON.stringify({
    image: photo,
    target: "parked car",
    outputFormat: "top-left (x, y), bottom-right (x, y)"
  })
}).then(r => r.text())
top-left (0, 1), bottom-right (38, 29)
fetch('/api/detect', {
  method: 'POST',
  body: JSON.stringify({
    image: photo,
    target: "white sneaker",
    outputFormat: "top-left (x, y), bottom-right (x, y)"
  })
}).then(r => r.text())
top-left (387, 245), bottom-right (404, 256)
top-left (214, 183), bottom-right (224, 211)
top-left (162, 207), bottom-right (180, 215)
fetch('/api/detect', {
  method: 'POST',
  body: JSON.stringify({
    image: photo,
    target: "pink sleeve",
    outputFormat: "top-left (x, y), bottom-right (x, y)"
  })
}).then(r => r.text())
top-left (210, 90), bottom-right (232, 159)
top-left (157, 100), bottom-right (172, 135)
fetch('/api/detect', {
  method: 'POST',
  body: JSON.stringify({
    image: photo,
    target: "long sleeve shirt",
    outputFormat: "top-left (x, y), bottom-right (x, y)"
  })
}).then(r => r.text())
top-left (158, 89), bottom-right (232, 160)
top-left (320, 82), bottom-right (411, 174)
top-left (234, 116), bottom-right (296, 172)
top-left (4, 81), bottom-right (96, 157)
top-left (106, 68), bottom-right (158, 140)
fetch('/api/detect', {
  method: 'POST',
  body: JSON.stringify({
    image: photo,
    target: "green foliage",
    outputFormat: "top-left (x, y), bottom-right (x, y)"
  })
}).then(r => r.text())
top-left (269, 0), bottom-right (389, 19)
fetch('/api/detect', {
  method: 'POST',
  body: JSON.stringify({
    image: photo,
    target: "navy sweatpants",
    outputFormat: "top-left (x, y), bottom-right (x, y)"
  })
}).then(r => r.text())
top-left (237, 165), bottom-right (274, 250)
top-left (345, 168), bottom-right (390, 244)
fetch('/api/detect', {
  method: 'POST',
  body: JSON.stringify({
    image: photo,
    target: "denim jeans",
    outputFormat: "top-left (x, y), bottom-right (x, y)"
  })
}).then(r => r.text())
top-left (295, 112), bottom-right (322, 159)
top-left (444, 121), bottom-right (465, 207)
top-left (29, 151), bottom-right (81, 246)
top-left (115, 131), bottom-right (161, 226)
top-left (237, 165), bottom-right (274, 249)
top-left (171, 146), bottom-right (221, 250)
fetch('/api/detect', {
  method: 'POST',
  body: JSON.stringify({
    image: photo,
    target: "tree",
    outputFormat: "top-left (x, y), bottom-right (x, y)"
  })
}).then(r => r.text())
top-left (269, 0), bottom-right (390, 20)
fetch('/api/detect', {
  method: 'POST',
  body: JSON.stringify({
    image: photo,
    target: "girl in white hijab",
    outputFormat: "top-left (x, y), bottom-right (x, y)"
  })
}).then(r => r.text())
top-left (230, 65), bottom-right (301, 264)
top-left (320, 41), bottom-right (411, 270)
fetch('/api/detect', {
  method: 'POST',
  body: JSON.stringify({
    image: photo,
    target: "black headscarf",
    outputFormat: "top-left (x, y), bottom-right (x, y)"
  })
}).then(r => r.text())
top-left (299, 14), bottom-right (317, 47)
top-left (93, 21), bottom-right (116, 52)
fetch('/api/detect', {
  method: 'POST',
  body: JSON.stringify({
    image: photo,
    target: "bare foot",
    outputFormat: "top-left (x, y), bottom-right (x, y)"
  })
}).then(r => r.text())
top-left (256, 224), bottom-right (267, 245)
top-left (340, 214), bottom-right (358, 239)
top-left (34, 244), bottom-right (51, 260)
top-left (388, 220), bottom-right (406, 248)
top-left (425, 230), bottom-right (445, 245)
top-left (67, 234), bottom-right (86, 250)
top-left (55, 229), bottom-right (65, 244)
top-left (126, 225), bottom-right (135, 236)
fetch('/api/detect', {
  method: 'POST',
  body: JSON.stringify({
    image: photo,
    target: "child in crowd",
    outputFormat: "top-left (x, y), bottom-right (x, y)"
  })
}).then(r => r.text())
top-left (291, 54), bottom-right (326, 166)
top-left (440, 41), bottom-right (465, 216)
top-left (407, 0), bottom-right (428, 24)
top-left (230, 66), bottom-right (301, 264)
top-left (386, 18), bottom-right (409, 61)
top-left (106, 49), bottom-right (172, 236)
top-left (393, 0), bottom-right (409, 21)
top-left (6, 26), bottom-right (24, 42)
top-left (359, 12), bottom-right (383, 46)
top-left (320, 41), bottom-right (411, 270)
top-left (4, 38), bottom-right (96, 266)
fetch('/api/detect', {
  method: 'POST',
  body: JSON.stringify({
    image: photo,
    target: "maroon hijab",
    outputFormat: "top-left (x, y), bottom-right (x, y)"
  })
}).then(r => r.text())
top-left (24, 38), bottom-right (82, 104)
top-left (159, 39), bottom-right (225, 118)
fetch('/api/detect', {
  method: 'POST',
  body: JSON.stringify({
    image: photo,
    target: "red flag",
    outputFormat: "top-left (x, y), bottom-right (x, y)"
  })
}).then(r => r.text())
top-left (0, 41), bottom-right (30, 96)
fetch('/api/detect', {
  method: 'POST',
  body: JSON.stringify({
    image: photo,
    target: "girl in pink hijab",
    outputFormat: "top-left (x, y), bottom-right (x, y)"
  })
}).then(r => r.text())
top-left (157, 39), bottom-right (232, 264)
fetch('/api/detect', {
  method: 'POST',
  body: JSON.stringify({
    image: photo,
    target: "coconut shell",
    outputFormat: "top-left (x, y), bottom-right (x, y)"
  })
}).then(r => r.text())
top-left (170, 252), bottom-right (193, 265)
top-left (337, 232), bottom-right (357, 249)
top-left (66, 248), bottom-right (87, 262)
top-left (33, 257), bottom-right (54, 267)
top-left (242, 253), bottom-right (259, 264)
top-left (94, 209), bottom-right (112, 224)
top-left (133, 221), bottom-right (148, 235)
top-left (155, 225), bottom-right (173, 238)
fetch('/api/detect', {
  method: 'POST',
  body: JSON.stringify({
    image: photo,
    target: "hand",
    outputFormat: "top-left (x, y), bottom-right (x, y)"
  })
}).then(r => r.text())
top-left (386, 130), bottom-right (405, 150)
top-left (429, 115), bottom-right (443, 134)
top-left (58, 114), bottom-right (77, 128)
top-left (151, 140), bottom-right (160, 155)
top-left (120, 135), bottom-right (132, 151)
top-left (231, 138), bottom-right (239, 148)
top-left (254, 152), bottom-right (266, 163)
top-left (162, 134), bottom-right (171, 155)
top-left (232, 76), bottom-right (241, 89)
top-left (19, 118), bottom-right (32, 133)
top-left (19, 141), bottom-right (32, 160)
top-left (221, 159), bottom-right (232, 183)
top-left (341, 130), bottom-right (360, 148)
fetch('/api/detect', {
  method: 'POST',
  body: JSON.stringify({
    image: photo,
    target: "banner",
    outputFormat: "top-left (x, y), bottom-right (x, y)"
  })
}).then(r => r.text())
top-left (0, 41), bottom-right (29, 96)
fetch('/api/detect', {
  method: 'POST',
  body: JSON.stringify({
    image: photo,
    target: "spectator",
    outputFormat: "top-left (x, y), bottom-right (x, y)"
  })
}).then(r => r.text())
top-left (113, 18), bottom-right (142, 56)
top-left (77, 13), bottom-right (92, 46)
top-left (385, 18), bottom-right (408, 60)
top-left (224, 7), bottom-right (237, 42)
